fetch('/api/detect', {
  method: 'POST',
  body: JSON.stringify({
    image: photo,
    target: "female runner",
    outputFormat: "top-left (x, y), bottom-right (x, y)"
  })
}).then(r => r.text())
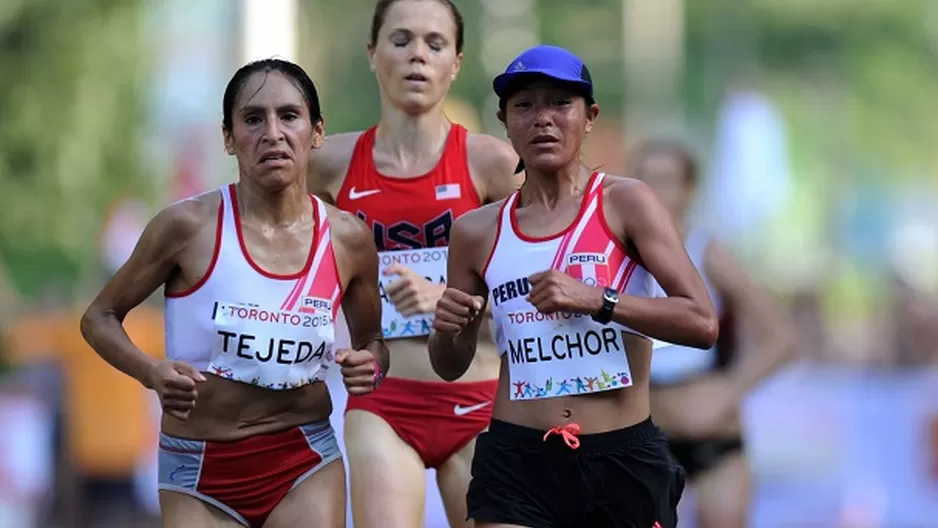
top-left (82, 59), bottom-right (387, 528)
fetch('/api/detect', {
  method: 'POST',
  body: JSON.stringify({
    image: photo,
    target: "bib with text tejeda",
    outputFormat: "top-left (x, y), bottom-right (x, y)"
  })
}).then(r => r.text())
top-left (163, 185), bottom-right (342, 390)
top-left (483, 173), bottom-right (656, 401)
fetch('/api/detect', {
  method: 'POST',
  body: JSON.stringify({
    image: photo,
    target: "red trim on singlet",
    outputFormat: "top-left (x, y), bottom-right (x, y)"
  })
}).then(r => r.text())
top-left (230, 184), bottom-right (319, 280)
top-left (509, 172), bottom-right (599, 244)
top-left (165, 198), bottom-right (224, 298)
top-left (595, 174), bottom-right (630, 257)
top-left (279, 215), bottom-right (329, 311)
top-left (334, 124), bottom-right (483, 252)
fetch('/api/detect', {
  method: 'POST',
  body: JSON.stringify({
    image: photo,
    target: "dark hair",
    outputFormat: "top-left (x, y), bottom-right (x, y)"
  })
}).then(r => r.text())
top-left (632, 138), bottom-right (698, 186)
top-left (222, 58), bottom-right (322, 132)
top-left (369, 0), bottom-right (464, 54)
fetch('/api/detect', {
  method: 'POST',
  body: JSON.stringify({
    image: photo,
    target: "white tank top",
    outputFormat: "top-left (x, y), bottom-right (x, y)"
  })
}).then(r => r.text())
top-left (649, 228), bottom-right (722, 384)
top-left (485, 173), bottom-right (657, 401)
top-left (164, 185), bottom-right (342, 390)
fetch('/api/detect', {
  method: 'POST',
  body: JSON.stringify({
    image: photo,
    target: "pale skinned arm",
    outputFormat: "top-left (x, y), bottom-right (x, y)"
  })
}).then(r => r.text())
top-left (705, 241), bottom-right (795, 397)
top-left (307, 132), bottom-right (360, 205)
top-left (468, 133), bottom-right (524, 205)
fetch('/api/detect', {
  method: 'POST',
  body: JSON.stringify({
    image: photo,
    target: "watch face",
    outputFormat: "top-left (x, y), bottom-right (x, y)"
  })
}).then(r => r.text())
top-left (604, 288), bottom-right (619, 302)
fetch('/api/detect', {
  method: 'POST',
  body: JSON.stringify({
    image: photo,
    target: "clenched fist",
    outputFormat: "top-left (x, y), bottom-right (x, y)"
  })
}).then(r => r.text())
top-left (528, 269), bottom-right (601, 315)
top-left (336, 348), bottom-right (381, 395)
top-left (146, 360), bottom-right (206, 421)
top-left (433, 288), bottom-right (485, 335)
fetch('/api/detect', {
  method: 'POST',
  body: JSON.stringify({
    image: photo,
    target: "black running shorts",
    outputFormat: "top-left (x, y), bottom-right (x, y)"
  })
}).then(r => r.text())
top-left (467, 417), bottom-right (685, 528)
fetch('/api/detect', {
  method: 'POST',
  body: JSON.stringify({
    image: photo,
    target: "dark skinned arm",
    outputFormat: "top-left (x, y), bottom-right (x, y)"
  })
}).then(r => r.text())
top-left (334, 212), bottom-right (390, 376)
top-left (80, 200), bottom-right (209, 388)
top-left (428, 208), bottom-right (495, 381)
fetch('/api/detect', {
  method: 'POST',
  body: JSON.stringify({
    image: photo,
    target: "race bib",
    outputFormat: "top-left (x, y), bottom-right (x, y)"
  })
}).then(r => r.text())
top-left (502, 322), bottom-right (634, 400)
top-left (378, 247), bottom-right (448, 339)
top-left (208, 300), bottom-right (334, 389)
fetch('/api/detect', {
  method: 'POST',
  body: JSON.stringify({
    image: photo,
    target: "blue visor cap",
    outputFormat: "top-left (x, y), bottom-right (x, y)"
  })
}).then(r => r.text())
top-left (493, 45), bottom-right (593, 102)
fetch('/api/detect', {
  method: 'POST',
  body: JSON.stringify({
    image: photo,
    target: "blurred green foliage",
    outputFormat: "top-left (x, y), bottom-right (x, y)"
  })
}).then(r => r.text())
top-left (0, 0), bottom-right (149, 299)
top-left (312, 0), bottom-right (938, 185)
top-left (1, 0), bottom-right (936, 301)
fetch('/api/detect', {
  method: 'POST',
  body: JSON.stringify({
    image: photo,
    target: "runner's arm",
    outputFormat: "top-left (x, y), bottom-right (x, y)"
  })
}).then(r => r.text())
top-left (605, 180), bottom-right (719, 349)
top-left (705, 241), bottom-right (795, 395)
top-left (429, 211), bottom-right (491, 381)
top-left (80, 201), bottom-right (206, 388)
top-left (335, 212), bottom-right (390, 375)
top-left (468, 136), bottom-right (520, 320)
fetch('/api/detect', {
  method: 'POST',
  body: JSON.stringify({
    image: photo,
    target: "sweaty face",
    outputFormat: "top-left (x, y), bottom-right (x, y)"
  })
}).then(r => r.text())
top-left (503, 80), bottom-right (597, 174)
top-left (369, 0), bottom-right (461, 115)
top-left (224, 71), bottom-right (323, 191)
top-left (633, 151), bottom-right (693, 222)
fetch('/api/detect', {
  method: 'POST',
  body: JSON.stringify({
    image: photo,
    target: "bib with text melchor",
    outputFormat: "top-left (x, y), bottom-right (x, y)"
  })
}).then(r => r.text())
top-left (481, 173), bottom-right (656, 401)
top-left (492, 275), bottom-right (633, 401)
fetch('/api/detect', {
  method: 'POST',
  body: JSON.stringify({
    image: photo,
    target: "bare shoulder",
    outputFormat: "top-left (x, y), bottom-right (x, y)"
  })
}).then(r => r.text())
top-left (313, 132), bottom-right (362, 174)
top-left (598, 174), bottom-right (669, 245)
top-left (466, 133), bottom-right (517, 171)
top-left (324, 203), bottom-right (374, 253)
top-left (466, 132), bottom-right (523, 201)
top-left (154, 190), bottom-right (222, 250)
top-left (451, 199), bottom-right (504, 243)
top-left (600, 173), bottom-right (657, 211)
top-left (308, 131), bottom-right (365, 199)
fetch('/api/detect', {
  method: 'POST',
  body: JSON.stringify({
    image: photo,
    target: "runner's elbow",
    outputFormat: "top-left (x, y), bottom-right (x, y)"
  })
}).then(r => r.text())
top-left (79, 305), bottom-right (105, 344)
top-left (697, 311), bottom-right (720, 350)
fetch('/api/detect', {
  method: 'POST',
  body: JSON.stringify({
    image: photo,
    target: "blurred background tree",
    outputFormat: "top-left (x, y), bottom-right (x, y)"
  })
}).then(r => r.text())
top-left (0, 0), bottom-right (150, 300)
top-left (1, 0), bottom-right (936, 300)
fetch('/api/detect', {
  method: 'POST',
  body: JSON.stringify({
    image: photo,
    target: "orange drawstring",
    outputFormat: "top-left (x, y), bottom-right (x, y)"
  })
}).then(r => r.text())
top-left (543, 423), bottom-right (581, 450)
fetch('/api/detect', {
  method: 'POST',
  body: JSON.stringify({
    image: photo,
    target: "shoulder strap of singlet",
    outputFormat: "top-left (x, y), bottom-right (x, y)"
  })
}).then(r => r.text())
top-left (499, 191), bottom-right (518, 228)
top-left (446, 123), bottom-right (466, 149)
top-left (588, 172), bottom-right (606, 195)
top-left (312, 194), bottom-right (329, 235)
top-left (438, 124), bottom-right (474, 191)
top-left (570, 171), bottom-right (606, 234)
top-left (346, 126), bottom-right (378, 176)
top-left (446, 123), bottom-right (467, 160)
top-left (219, 185), bottom-right (238, 248)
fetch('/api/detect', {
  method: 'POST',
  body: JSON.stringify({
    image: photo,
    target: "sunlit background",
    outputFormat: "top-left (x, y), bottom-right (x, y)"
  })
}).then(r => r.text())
top-left (1, 1), bottom-right (937, 527)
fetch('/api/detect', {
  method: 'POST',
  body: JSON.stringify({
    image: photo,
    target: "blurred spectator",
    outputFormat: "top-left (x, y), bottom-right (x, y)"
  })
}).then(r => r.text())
top-left (701, 73), bottom-right (792, 249)
top-left (6, 296), bottom-right (164, 526)
top-left (887, 276), bottom-right (938, 367)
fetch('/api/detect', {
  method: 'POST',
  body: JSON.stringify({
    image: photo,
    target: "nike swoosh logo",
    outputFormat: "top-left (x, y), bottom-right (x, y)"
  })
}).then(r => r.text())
top-left (453, 401), bottom-right (492, 416)
top-left (348, 187), bottom-right (381, 200)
